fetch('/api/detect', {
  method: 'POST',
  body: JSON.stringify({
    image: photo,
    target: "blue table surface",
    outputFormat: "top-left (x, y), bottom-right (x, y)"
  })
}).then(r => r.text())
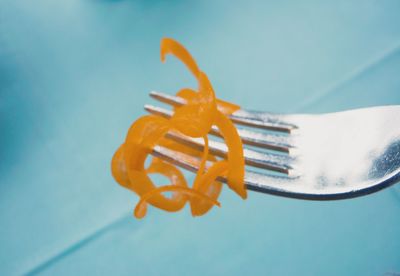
top-left (1, 1), bottom-right (400, 275)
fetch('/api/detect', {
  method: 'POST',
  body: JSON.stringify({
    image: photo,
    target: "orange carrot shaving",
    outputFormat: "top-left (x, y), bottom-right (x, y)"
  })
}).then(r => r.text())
top-left (134, 185), bottom-right (221, 219)
top-left (111, 38), bottom-right (246, 218)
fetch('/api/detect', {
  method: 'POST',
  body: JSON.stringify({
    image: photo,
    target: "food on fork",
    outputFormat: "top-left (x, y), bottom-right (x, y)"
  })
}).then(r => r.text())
top-left (111, 38), bottom-right (246, 219)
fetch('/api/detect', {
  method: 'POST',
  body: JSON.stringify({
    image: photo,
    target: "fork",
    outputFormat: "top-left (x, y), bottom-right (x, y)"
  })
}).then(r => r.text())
top-left (144, 91), bottom-right (400, 200)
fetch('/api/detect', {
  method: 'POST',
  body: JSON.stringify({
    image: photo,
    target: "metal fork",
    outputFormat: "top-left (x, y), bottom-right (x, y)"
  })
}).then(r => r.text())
top-left (145, 91), bottom-right (400, 200)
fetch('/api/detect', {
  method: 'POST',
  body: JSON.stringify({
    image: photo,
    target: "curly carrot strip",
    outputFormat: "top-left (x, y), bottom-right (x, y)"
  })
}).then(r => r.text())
top-left (216, 99), bottom-right (241, 115)
top-left (190, 160), bottom-right (228, 216)
top-left (111, 38), bottom-right (246, 218)
top-left (177, 89), bottom-right (247, 198)
top-left (161, 38), bottom-right (200, 78)
top-left (134, 185), bottom-right (221, 219)
top-left (146, 158), bottom-right (188, 203)
top-left (175, 89), bottom-right (240, 116)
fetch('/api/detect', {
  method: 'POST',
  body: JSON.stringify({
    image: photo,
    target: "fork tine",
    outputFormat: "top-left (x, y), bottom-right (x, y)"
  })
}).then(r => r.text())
top-left (150, 90), bottom-right (185, 107)
top-left (151, 145), bottom-right (296, 194)
top-left (165, 130), bottom-right (293, 174)
top-left (150, 91), bottom-right (297, 133)
top-left (144, 104), bottom-right (294, 153)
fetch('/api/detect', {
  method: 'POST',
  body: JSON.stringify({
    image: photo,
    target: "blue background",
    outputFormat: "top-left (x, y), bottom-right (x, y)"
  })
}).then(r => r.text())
top-left (1, 1), bottom-right (400, 275)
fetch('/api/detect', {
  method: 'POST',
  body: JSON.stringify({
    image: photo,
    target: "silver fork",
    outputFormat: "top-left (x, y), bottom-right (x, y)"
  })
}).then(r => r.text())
top-left (145, 91), bottom-right (400, 200)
